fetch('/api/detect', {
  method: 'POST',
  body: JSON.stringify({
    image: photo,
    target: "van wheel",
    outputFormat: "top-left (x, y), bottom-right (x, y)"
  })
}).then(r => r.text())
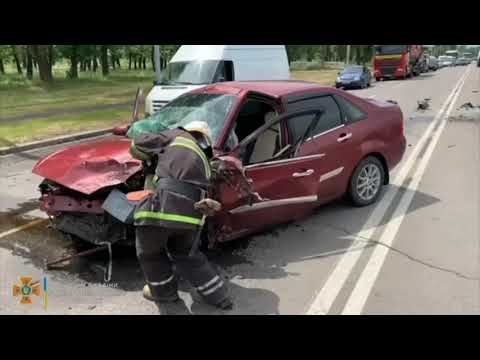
top-left (348, 156), bottom-right (385, 207)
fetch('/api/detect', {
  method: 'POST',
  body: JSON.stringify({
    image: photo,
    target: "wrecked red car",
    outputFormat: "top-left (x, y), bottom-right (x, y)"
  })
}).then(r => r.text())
top-left (33, 81), bottom-right (406, 247)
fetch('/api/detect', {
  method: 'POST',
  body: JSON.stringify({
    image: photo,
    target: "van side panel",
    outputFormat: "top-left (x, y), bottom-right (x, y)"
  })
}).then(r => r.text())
top-left (223, 48), bottom-right (290, 81)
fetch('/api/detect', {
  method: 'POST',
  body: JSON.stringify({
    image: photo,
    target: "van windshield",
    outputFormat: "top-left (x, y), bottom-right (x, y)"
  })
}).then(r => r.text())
top-left (159, 60), bottom-right (227, 85)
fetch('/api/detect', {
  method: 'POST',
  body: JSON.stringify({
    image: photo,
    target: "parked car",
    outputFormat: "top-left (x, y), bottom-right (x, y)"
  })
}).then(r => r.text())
top-left (438, 56), bottom-right (454, 68)
top-left (428, 56), bottom-right (439, 71)
top-left (33, 81), bottom-right (406, 247)
top-left (335, 66), bottom-right (372, 89)
top-left (455, 57), bottom-right (470, 66)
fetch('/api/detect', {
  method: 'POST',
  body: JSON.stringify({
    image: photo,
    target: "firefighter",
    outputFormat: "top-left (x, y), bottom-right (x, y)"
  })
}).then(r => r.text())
top-left (129, 121), bottom-right (233, 310)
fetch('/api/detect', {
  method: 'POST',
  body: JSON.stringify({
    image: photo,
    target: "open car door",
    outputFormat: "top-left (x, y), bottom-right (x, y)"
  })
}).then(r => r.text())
top-left (211, 109), bottom-right (327, 242)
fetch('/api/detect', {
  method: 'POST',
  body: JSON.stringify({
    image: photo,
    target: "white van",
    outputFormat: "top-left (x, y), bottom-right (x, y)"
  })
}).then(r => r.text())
top-left (145, 45), bottom-right (290, 115)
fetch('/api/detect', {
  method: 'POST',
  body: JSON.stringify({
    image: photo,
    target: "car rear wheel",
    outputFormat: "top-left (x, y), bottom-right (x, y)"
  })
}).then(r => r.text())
top-left (348, 156), bottom-right (385, 207)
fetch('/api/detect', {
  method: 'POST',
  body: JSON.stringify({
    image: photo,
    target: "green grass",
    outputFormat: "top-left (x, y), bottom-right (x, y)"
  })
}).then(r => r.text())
top-left (291, 69), bottom-right (340, 86)
top-left (0, 67), bottom-right (154, 119)
top-left (0, 109), bottom-right (132, 145)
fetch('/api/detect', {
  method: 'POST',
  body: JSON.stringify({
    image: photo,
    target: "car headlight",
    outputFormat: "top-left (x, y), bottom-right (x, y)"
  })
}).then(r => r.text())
top-left (336, 77), bottom-right (341, 82)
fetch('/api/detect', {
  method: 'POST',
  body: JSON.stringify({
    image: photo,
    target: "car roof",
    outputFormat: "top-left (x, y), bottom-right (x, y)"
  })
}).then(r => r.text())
top-left (200, 81), bottom-right (333, 99)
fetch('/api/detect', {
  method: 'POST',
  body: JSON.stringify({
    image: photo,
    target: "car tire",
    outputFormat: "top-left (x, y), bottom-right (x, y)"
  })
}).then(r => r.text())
top-left (375, 77), bottom-right (381, 82)
top-left (348, 156), bottom-right (385, 207)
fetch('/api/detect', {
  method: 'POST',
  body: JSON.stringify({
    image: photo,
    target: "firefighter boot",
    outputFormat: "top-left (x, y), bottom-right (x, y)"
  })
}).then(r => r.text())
top-left (143, 284), bottom-right (180, 303)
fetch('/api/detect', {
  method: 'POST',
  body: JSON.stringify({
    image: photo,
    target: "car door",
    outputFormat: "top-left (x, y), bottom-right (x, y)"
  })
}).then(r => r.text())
top-left (213, 109), bottom-right (325, 240)
top-left (285, 93), bottom-right (359, 203)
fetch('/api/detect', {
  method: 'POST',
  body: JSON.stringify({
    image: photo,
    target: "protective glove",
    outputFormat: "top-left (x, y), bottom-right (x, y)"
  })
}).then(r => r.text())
top-left (194, 198), bottom-right (222, 217)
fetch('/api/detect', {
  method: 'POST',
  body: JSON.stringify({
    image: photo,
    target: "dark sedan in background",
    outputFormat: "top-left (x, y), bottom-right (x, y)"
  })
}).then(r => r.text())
top-left (335, 66), bottom-right (372, 90)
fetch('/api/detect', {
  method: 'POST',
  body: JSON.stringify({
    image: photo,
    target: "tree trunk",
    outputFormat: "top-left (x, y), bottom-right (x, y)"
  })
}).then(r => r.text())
top-left (116, 58), bottom-right (121, 68)
top-left (87, 60), bottom-right (91, 71)
top-left (101, 45), bottom-right (109, 76)
top-left (21, 46), bottom-right (27, 69)
top-left (26, 45), bottom-right (33, 80)
top-left (31, 45), bottom-right (53, 82)
top-left (111, 54), bottom-right (116, 70)
top-left (10, 45), bottom-right (23, 74)
top-left (0, 58), bottom-right (5, 74)
top-left (69, 46), bottom-right (78, 79)
top-left (48, 45), bottom-right (54, 67)
top-left (92, 45), bottom-right (98, 72)
top-left (134, 56), bottom-right (137, 70)
top-left (129, 54), bottom-right (132, 70)
top-left (151, 46), bottom-right (155, 70)
top-left (143, 57), bottom-right (146, 69)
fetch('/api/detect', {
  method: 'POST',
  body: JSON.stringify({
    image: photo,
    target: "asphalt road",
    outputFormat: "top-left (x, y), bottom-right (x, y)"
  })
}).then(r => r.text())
top-left (0, 64), bottom-right (478, 315)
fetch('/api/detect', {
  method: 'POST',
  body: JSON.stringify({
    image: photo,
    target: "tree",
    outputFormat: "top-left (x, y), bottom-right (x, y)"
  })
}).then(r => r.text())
top-left (31, 45), bottom-right (53, 82)
top-left (58, 45), bottom-right (80, 79)
top-left (26, 45), bottom-right (33, 80)
top-left (100, 45), bottom-right (109, 76)
top-left (10, 45), bottom-right (23, 75)
top-left (0, 45), bottom-right (9, 74)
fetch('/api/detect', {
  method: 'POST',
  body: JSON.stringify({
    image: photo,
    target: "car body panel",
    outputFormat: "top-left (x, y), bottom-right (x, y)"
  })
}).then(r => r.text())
top-left (33, 138), bottom-right (142, 195)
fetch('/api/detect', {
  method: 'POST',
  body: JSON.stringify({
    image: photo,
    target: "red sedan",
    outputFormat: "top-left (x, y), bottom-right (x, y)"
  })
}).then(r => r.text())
top-left (33, 81), bottom-right (406, 247)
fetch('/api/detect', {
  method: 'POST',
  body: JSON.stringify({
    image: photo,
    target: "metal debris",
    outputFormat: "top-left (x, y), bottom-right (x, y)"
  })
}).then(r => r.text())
top-left (459, 102), bottom-right (479, 110)
top-left (417, 99), bottom-right (431, 111)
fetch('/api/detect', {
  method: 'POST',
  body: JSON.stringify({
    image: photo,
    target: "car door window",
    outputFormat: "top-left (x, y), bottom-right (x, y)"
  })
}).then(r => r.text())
top-left (286, 95), bottom-right (343, 143)
top-left (236, 109), bottom-right (323, 165)
top-left (334, 94), bottom-right (367, 124)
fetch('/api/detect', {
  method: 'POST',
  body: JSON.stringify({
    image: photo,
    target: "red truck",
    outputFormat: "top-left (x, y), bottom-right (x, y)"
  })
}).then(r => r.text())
top-left (374, 45), bottom-right (425, 81)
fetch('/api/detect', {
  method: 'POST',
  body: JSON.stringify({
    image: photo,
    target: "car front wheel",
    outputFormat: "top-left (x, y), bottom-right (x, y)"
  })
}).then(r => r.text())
top-left (348, 156), bottom-right (385, 207)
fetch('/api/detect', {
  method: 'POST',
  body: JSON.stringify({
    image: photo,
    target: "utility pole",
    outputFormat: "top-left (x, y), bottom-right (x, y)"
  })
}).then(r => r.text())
top-left (154, 45), bottom-right (161, 84)
top-left (346, 45), bottom-right (351, 65)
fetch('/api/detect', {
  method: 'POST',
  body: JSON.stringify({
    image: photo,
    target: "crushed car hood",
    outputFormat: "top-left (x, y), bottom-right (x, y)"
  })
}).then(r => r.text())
top-left (32, 138), bottom-right (142, 195)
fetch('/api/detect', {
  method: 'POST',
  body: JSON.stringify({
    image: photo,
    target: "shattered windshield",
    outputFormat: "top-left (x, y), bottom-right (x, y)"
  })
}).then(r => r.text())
top-left (127, 93), bottom-right (237, 144)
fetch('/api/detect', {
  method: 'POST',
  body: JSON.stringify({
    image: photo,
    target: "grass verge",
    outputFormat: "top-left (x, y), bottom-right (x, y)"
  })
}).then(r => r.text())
top-left (0, 109), bottom-right (131, 145)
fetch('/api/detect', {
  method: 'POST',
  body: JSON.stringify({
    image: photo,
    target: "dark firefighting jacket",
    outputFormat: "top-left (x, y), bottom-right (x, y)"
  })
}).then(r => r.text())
top-left (130, 128), bottom-right (212, 231)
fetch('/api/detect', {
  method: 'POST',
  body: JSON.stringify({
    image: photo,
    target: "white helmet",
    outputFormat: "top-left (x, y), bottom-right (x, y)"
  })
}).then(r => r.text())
top-left (183, 121), bottom-right (213, 148)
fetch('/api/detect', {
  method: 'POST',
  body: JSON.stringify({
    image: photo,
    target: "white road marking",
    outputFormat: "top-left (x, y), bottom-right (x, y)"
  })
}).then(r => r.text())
top-left (306, 68), bottom-right (470, 315)
top-left (341, 66), bottom-right (470, 315)
top-left (0, 219), bottom-right (47, 240)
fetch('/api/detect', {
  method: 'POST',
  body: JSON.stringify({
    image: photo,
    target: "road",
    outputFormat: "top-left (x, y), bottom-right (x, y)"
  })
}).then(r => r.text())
top-left (0, 64), bottom-right (479, 315)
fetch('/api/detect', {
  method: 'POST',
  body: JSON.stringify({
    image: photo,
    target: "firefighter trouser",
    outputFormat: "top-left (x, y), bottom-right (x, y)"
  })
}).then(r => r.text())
top-left (135, 226), bottom-right (229, 305)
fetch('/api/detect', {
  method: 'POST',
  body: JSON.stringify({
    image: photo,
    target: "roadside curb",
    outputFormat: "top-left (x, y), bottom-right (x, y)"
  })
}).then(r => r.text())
top-left (0, 128), bottom-right (115, 156)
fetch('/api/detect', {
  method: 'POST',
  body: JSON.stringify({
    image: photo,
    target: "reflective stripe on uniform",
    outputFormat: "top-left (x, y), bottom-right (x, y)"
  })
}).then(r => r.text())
top-left (169, 136), bottom-right (211, 178)
top-left (201, 281), bottom-right (225, 296)
top-left (149, 274), bottom-right (175, 286)
top-left (134, 211), bottom-right (205, 226)
top-left (196, 275), bottom-right (220, 291)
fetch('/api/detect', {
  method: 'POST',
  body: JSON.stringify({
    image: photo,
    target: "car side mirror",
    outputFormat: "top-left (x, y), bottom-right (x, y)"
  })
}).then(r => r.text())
top-left (112, 125), bottom-right (130, 136)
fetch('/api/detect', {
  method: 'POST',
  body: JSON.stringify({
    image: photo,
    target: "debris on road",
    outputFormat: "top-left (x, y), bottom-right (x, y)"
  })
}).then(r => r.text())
top-left (417, 99), bottom-right (431, 111)
top-left (46, 245), bottom-right (110, 269)
top-left (88, 305), bottom-right (96, 310)
top-left (459, 102), bottom-right (479, 110)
